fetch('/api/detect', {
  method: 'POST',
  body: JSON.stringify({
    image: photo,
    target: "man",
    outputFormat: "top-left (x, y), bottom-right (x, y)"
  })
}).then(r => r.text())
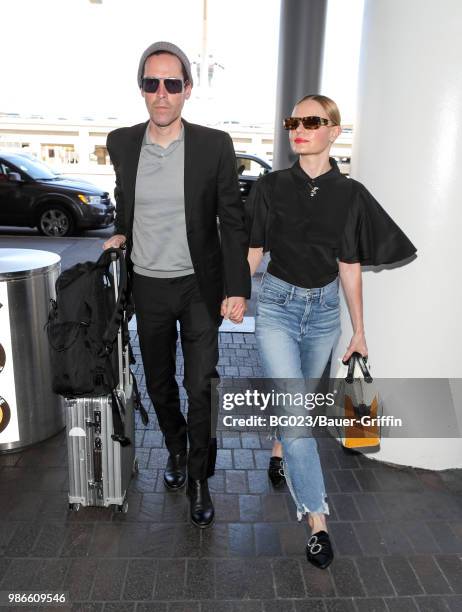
top-left (103, 41), bottom-right (250, 528)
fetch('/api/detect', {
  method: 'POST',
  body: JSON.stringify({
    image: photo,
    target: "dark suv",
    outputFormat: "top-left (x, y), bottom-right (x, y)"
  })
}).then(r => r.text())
top-left (0, 153), bottom-right (115, 237)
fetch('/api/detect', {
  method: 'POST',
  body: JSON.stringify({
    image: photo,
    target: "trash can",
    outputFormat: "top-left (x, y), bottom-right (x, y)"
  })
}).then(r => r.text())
top-left (0, 248), bottom-right (64, 452)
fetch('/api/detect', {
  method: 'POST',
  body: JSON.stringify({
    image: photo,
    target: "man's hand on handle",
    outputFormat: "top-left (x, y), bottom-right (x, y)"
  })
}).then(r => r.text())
top-left (103, 234), bottom-right (127, 250)
top-left (220, 297), bottom-right (247, 324)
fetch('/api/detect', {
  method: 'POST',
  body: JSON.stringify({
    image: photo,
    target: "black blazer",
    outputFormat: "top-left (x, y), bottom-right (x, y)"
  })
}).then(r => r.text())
top-left (106, 118), bottom-right (251, 324)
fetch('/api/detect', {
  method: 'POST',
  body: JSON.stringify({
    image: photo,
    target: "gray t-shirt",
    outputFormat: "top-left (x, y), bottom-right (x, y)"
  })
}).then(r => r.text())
top-left (131, 123), bottom-right (194, 278)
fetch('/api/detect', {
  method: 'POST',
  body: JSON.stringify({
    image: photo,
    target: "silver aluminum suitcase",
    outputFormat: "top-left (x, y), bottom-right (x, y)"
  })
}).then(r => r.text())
top-left (66, 256), bottom-right (138, 513)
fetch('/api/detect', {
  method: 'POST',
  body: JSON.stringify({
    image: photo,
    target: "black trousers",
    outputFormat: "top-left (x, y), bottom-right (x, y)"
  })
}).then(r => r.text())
top-left (132, 272), bottom-right (219, 480)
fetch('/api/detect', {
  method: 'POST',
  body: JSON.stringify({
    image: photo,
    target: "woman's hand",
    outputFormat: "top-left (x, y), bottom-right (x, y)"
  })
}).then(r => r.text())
top-left (342, 330), bottom-right (368, 363)
top-left (221, 297), bottom-right (247, 323)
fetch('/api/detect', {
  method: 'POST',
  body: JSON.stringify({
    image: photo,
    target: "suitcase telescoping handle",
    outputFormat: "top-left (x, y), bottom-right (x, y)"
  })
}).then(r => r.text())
top-left (104, 249), bottom-right (131, 447)
top-left (108, 249), bottom-right (150, 433)
top-left (110, 254), bottom-right (125, 393)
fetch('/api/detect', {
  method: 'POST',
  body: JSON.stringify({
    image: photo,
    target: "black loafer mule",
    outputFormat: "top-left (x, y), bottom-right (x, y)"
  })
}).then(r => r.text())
top-left (306, 530), bottom-right (334, 569)
top-left (268, 456), bottom-right (286, 488)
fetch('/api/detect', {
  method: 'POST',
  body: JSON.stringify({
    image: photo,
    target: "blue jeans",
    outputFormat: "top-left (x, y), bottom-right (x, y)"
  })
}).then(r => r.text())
top-left (255, 272), bottom-right (341, 519)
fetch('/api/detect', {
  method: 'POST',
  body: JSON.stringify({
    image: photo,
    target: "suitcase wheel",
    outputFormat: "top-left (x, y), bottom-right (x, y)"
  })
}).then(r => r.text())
top-left (132, 458), bottom-right (139, 475)
top-left (68, 503), bottom-right (81, 512)
top-left (117, 500), bottom-right (129, 513)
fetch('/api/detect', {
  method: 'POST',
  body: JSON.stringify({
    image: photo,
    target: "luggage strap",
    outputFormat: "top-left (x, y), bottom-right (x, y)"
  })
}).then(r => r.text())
top-left (110, 390), bottom-right (131, 446)
top-left (130, 369), bottom-right (149, 426)
top-left (98, 248), bottom-right (128, 355)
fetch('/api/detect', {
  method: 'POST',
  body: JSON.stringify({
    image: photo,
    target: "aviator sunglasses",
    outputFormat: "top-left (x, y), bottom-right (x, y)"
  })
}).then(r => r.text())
top-left (141, 76), bottom-right (187, 94)
top-left (283, 116), bottom-right (338, 130)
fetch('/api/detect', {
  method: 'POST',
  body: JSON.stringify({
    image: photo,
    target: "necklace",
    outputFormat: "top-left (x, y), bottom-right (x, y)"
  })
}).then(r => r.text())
top-left (307, 179), bottom-right (319, 197)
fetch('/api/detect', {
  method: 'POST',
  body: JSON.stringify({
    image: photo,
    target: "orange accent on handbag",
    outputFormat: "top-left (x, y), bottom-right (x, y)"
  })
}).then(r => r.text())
top-left (344, 394), bottom-right (380, 448)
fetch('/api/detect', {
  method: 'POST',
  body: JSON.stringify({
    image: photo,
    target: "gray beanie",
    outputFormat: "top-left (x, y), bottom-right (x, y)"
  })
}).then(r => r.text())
top-left (137, 41), bottom-right (193, 88)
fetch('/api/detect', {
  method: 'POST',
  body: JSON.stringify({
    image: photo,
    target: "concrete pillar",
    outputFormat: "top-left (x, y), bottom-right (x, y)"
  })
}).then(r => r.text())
top-left (273, 0), bottom-right (327, 170)
top-left (331, 0), bottom-right (462, 469)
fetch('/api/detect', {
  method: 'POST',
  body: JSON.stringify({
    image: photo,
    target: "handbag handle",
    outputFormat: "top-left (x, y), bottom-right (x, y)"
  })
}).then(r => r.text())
top-left (344, 351), bottom-right (373, 384)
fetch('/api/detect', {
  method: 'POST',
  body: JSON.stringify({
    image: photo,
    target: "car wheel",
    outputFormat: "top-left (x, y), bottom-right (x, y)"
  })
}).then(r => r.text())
top-left (37, 205), bottom-right (75, 237)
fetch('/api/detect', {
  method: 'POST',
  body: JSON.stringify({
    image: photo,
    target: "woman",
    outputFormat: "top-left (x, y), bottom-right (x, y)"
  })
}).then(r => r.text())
top-left (246, 94), bottom-right (416, 569)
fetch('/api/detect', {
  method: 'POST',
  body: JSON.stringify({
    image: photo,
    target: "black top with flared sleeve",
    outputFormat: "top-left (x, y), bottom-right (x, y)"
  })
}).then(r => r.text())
top-left (246, 157), bottom-right (417, 289)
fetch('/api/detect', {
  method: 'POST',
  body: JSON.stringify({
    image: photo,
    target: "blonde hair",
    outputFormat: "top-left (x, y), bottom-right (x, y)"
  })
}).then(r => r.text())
top-left (295, 94), bottom-right (341, 126)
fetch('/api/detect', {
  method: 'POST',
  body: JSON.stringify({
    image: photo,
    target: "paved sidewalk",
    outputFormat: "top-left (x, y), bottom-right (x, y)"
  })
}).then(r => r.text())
top-left (0, 329), bottom-right (461, 611)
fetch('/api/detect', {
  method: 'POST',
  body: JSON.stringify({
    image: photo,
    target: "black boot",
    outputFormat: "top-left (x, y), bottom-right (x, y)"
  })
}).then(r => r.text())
top-left (268, 456), bottom-right (286, 488)
top-left (186, 477), bottom-right (215, 528)
top-left (163, 451), bottom-right (187, 490)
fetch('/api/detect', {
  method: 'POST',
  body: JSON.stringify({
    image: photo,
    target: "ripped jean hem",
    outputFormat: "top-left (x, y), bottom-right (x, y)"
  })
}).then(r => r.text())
top-left (279, 458), bottom-right (330, 520)
top-left (295, 500), bottom-right (330, 522)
